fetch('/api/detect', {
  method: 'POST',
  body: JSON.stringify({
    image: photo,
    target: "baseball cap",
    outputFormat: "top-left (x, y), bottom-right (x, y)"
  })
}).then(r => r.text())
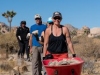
top-left (20, 21), bottom-right (26, 25)
top-left (47, 17), bottom-right (53, 23)
top-left (52, 11), bottom-right (62, 18)
top-left (34, 14), bottom-right (41, 19)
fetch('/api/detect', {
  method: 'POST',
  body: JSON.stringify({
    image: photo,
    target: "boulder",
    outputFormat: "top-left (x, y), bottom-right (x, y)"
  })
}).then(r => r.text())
top-left (88, 27), bottom-right (100, 38)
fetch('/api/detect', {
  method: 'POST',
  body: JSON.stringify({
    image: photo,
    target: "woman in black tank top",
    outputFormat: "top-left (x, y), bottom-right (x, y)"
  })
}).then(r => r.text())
top-left (43, 12), bottom-right (76, 59)
top-left (47, 25), bottom-right (68, 54)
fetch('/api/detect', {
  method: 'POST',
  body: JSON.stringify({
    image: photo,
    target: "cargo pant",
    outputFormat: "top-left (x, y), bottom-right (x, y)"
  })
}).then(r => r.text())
top-left (32, 46), bottom-right (42, 75)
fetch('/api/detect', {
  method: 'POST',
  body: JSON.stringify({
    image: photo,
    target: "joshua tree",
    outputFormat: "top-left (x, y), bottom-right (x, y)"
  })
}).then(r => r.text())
top-left (2, 10), bottom-right (16, 32)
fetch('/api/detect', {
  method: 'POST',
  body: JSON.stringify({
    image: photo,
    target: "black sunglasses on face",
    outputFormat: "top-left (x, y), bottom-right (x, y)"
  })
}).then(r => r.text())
top-left (35, 18), bottom-right (41, 20)
top-left (49, 22), bottom-right (53, 25)
top-left (53, 17), bottom-right (61, 20)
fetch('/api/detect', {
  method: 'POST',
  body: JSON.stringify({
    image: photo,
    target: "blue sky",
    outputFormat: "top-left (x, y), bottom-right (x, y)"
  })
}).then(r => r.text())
top-left (0, 0), bottom-right (100, 29)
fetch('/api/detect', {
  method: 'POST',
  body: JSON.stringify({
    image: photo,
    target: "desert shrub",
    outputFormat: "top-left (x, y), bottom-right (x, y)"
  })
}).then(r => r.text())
top-left (0, 62), bottom-right (12, 72)
top-left (73, 36), bottom-right (100, 58)
top-left (72, 36), bottom-right (100, 75)
top-left (0, 31), bottom-right (19, 54)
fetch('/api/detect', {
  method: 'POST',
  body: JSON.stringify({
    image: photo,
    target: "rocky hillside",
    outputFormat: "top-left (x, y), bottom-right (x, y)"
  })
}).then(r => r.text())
top-left (64, 24), bottom-right (78, 32)
top-left (0, 22), bottom-right (9, 34)
top-left (0, 22), bottom-right (18, 34)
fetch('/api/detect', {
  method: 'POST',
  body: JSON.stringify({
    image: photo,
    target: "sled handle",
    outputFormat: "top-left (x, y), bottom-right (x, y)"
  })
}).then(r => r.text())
top-left (71, 69), bottom-right (75, 75)
top-left (54, 70), bottom-right (58, 75)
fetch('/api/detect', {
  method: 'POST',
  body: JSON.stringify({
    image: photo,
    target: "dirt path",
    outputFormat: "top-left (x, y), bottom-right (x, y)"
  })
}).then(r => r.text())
top-left (9, 54), bottom-right (43, 75)
top-left (0, 53), bottom-right (72, 75)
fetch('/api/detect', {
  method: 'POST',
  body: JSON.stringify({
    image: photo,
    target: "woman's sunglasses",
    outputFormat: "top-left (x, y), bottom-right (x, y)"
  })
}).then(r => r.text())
top-left (49, 22), bottom-right (53, 24)
top-left (35, 18), bottom-right (41, 20)
top-left (53, 17), bottom-right (61, 20)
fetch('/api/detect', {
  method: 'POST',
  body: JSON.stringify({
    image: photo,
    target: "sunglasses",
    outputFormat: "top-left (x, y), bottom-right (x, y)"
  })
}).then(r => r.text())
top-left (53, 17), bottom-right (61, 20)
top-left (35, 18), bottom-right (41, 20)
top-left (49, 22), bottom-right (53, 24)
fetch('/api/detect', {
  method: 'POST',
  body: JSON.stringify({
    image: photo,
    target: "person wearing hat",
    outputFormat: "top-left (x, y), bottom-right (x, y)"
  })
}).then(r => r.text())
top-left (40, 17), bottom-right (53, 45)
top-left (16, 21), bottom-right (30, 61)
top-left (47, 17), bottom-right (54, 27)
top-left (38, 17), bottom-right (53, 75)
top-left (43, 11), bottom-right (76, 59)
top-left (29, 14), bottom-right (47, 75)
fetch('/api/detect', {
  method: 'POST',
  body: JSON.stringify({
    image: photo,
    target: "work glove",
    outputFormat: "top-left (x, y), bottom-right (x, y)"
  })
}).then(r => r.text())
top-left (39, 37), bottom-right (41, 41)
top-left (32, 30), bottom-right (39, 41)
top-left (32, 30), bottom-right (38, 35)
top-left (43, 57), bottom-right (46, 60)
top-left (26, 33), bottom-right (30, 39)
top-left (18, 36), bottom-right (21, 40)
top-left (72, 54), bottom-right (76, 57)
top-left (43, 54), bottom-right (53, 60)
top-left (18, 36), bottom-right (23, 42)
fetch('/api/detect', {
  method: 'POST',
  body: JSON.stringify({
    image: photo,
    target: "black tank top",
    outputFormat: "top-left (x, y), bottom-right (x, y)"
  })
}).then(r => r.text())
top-left (47, 25), bottom-right (68, 54)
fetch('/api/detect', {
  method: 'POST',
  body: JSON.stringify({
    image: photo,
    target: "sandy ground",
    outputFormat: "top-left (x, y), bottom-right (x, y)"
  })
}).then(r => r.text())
top-left (16, 54), bottom-right (72, 75)
top-left (9, 54), bottom-right (43, 75)
top-left (0, 53), bottom-right (76, 75)
top-left (1, 55), bottom-right (100, 75)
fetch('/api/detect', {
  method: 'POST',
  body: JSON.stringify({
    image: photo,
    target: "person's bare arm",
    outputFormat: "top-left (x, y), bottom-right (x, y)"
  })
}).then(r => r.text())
top-left (64, 27), bottom-right (75, 54)
top-left (29, 34), bottom-right (32, 53)
top-left (43, 28), bottom-right (49, 57)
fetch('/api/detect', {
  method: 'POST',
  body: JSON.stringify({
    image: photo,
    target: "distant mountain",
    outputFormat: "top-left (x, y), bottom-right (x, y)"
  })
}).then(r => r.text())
top-left (64, 24), bottom-right (78, 32)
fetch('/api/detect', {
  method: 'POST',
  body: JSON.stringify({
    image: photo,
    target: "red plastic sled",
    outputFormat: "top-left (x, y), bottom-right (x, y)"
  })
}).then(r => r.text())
top-left (43, 57), bottom-right (84, 75)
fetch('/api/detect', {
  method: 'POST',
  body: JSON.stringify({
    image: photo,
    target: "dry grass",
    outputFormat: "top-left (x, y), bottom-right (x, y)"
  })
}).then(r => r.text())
top-left (0, 32), bottom-right (100, 74)
top-left (71, 35), bottom-right (100, 75)
top-left (0, 60), bottom-right (13, 73)
top-left (0, 32), bottom-right (20, 74)
top-left (0, 57), bottom-right (28, 75)
top-left (0, 32), bottom-right (19, 54)
top-left (73, 36), bottom-right (100, 58)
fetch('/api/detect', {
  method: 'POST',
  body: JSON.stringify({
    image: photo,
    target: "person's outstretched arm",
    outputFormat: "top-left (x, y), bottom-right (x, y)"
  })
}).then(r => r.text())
top-left (64, 27), bottom-right (76, 56)
top-left (43, 28), bottom-right (49, 57)
top-left (29, 26), bottom-right (33, 53)
top-left (29, 34), bottom-right (32, 53)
